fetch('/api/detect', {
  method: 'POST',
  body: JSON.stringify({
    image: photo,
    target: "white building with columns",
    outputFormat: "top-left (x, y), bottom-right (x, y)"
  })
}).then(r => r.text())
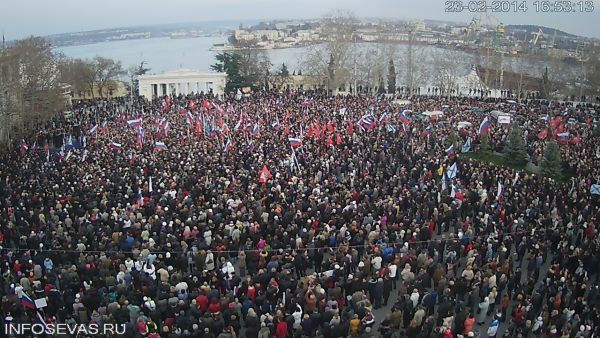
top-left (137, 69), bottom-right (227, 98)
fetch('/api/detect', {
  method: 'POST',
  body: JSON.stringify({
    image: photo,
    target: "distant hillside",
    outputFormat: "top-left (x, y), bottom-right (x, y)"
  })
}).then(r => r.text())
top-left (505, 25), bottom-right (578, 39)
top-left (41, 20), bottom-right (257, 48)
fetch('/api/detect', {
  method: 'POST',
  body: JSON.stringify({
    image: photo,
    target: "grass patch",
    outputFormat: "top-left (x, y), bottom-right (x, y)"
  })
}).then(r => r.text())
top-left (463, 152), bottom-right (573, 182)
top-left (463, 152), bottom-right (527, 171)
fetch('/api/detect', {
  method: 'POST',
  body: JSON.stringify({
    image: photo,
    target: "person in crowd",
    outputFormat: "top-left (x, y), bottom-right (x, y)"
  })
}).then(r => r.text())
top-left (0, 91), bottom-right (598, 338)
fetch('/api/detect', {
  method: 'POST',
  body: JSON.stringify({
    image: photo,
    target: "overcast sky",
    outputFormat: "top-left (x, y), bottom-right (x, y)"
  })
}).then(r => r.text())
top-left (2, 0), bottom-right (599, 40)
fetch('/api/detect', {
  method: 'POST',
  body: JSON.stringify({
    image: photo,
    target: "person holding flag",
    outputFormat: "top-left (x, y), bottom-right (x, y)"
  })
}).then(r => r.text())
top-left (479, 117), bottom-right (490, 137)
top-left (447, 162), bottom-right (458, 180)
top-left (258, 165), bottom-right (272, 185)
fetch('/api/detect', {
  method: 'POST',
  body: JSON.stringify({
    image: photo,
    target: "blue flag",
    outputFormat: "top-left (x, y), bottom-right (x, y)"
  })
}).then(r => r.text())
top-left (447, 162), bottom-right (457, 179)
top-left (462, 137), bottom-right (472, 153)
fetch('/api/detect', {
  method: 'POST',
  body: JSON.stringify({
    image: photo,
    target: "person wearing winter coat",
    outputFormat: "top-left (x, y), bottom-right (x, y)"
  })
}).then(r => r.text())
top-left (487, 316), bottom-right (500, 338)
top-left (464, 314), bottom-right (476, 335)
top-left (478, 297), bottom-right (490, 324)
top-left (205, 251), bottom-right (215, 271)
top-left (257, 322), bottom-right (271, 338)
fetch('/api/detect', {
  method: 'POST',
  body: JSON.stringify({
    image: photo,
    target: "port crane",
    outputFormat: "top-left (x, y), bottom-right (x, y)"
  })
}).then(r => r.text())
top-left (530, 28), bottom-right (544, 46)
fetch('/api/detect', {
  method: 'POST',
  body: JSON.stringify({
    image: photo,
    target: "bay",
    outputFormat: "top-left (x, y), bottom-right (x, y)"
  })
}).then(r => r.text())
top-left (57, 36), bottom-right (572, 85)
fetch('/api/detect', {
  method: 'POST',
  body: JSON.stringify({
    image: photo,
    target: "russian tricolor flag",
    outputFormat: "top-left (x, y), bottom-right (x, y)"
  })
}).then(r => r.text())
top-left (20, 294), bottom-right (36, 309)
top-left (359, 115), bottom-right (376, 130)
top-left (421, 126), bottom-right (433, 138)
top-left (557, 132), bottom-right (570, 143)
top-left (445, 144), bottom-right (455, 156)
top-left (154, 141), bottom-right (166, 151)
top-left (252, 123), bottom-right (260, 135)
top-left (223, 139), bottom-right (232, 152)
top-left (399, 115), bottom-right (411, 126)
top-left (288, 138), bottom-right (302, 147)
top-left (136, 188), bottom-right (143, 208)
top-left (127, 118), bottom-right (142, 128)
top-left (110, 142), bottom-right (122, 151)
top-left (36, 310), bottom-right (53, 337)
top-left (479, 117), bottom-right (490, 137)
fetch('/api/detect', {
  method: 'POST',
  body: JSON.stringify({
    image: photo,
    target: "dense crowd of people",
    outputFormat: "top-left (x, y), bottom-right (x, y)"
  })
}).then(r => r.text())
top-left (0, 90), bottom-right (598, 338)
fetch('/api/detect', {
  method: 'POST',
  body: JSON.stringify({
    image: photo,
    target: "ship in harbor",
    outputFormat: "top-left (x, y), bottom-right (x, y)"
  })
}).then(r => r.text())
top-left (210, 43), bottom-right (234, 51)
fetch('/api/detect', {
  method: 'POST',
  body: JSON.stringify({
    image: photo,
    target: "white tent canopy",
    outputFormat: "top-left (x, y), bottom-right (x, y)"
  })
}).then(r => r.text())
top-left (422, 111), bottom-right (444, 117)
top-left (456, 66), bottom-right (487, 94)
top-left (393, 100), bottom-right (411, 106)
top-left (457, 121), bottom-right (472, 129)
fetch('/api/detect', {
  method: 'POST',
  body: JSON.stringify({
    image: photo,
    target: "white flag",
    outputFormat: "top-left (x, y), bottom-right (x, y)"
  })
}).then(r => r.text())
top-left (497, 181), bottom-right (503, 199)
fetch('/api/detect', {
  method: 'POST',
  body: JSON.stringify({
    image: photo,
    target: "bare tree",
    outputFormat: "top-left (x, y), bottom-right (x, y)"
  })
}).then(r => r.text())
top-left (300, 10), bottom-right (357, 93)
top-left (270, 63), bottom-right (292, 90)
top-left (231, 40), bottom-right (272, 90)
top-left (430, 49), bottom-right (463, 96)
top-left (585, 50), bottom-right (600, 97)
top-left (400, 46), bottom-right (429, 95)
top-left (92, 56), bottom-right (125, 99)
top-left (0, 37), bottom-right (65, 146)
top-left (58, 57), bottom-right (95, 98)
top-left (354, 43), bottom-right (396, 94)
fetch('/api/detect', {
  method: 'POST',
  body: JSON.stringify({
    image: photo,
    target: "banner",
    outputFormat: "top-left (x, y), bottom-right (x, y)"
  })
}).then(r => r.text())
top-left (497, 115), bottom-right (511, 124)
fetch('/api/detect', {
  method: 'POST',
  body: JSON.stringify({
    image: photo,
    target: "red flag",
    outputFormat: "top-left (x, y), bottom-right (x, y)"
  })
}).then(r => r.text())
top-left (162, 100), bottom-right (171, 113)
top-left (258, 166), bottom-right (272, 184)
top-left (195, 120), bottom-right (202, 139)
top-left (327, 122), bottom-right (335, 133)
top-left (307, 124), bottom-right (314, 139)
top-left (537, 128), bottom-right (548, 140)
top-left (283, 124), bottom-right (290, 136)
top-left (188, 100), bottom-right (196, 110)
top-left (326, 136), bottom-right (333, 148)
top-left (553, 123), bottom-right (564, 137)
top-left (550, 116), bottom-right (562, 131)
top-left (571, 136), bottom-right (581, 144)
top-left (214, 103), bottom-right (225, 115)
top-left (348, 122), bottom-right (355, 135)
top-left (202, 100), bottom-right (214, 110)
top-left (336, 134), bottom-right (342, 145)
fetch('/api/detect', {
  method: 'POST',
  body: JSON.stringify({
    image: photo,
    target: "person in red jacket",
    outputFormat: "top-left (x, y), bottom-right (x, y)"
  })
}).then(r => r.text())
top-left (196, 293), bottom-right (209, 313)
top-left (208, 298), bottom-right (221, 314)
top-left (276, 319), bottom-right (288, 338)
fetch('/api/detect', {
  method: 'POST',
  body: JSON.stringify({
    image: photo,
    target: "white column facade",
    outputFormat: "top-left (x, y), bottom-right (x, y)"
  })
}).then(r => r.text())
top-left (138, 70), bottom-right (227, 99)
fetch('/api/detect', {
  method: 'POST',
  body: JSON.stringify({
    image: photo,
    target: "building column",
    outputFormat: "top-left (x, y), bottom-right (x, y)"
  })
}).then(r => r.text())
top-left (175, 83), bottom-right (180, 96)
top-left (186, 82), bottom-right (190, 95)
